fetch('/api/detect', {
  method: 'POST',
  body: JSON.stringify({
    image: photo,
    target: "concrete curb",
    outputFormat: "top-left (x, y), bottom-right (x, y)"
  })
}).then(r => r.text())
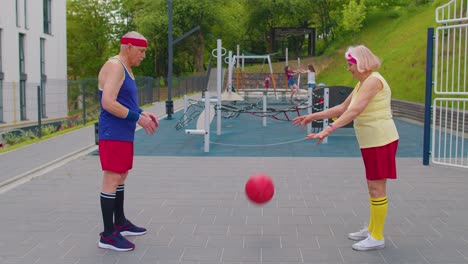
top-left (0, 144), bottom-right (97, 194)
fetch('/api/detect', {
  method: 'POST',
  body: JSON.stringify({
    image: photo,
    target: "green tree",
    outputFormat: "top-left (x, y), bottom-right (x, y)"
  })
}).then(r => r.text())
top-left (112, 0), bottom-right (156, 76)
top-left (67, 0), bottom-right (115, 79)
top-left (242, 0), bottom-right (315, 56)
top-left (313, 0), bottom-right (347, 44)
top-left (342, 0), bottom-right (367, 44)
top-left (209, 1), bottom-right (248, 52)
top-left (132, 0), bottom-right (229, 79)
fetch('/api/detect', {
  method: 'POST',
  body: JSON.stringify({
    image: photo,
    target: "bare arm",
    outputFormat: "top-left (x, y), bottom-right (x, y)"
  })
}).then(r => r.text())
top-left (303, 77), bottom-right (383, 144)
top-left (291, 69), bottom-right (301, 76)
top-left (315, 94), bottom-right (351, 120)
top-left (293, 92), bottom-right (352, 127)
top-left (99, 60), bottom-right (127, 118)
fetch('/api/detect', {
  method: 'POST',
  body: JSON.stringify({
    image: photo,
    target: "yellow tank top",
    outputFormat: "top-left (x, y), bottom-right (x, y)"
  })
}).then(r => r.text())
top-left (349, 72), bottom-right (399, 148)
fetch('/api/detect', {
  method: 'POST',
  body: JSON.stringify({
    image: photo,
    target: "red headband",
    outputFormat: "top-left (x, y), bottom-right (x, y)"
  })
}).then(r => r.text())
top-left (347, 53), bottom-right (357, 64)
top-left (120, 37), bottom-right (148, 47)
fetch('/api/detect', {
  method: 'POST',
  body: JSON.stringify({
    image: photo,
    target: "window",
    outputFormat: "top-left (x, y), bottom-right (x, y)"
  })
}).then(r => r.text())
top-left (40, 38), bottom-right (47, 118)
top-left (19, 33), bottom-right (27, 121)
top-left (43, 0), bottom-right (51, 34)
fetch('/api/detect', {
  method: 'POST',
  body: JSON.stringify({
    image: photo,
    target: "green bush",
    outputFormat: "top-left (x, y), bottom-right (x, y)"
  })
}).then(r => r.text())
top-left (2, 130), bottom-right (38, 146)
top-left (2, 131), bottom-right (23, 145)
top-left (387, 9), bottom-right (401, 19)
top-left (41, 125), bottom-right (57, 136)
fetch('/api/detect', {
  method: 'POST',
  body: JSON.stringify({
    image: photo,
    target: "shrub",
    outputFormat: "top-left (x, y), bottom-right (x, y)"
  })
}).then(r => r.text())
top-left (60, 115), bottom-right (81, 130)
top-left (2, 130), bottom-right (23, 145)
top-left (2, 129), bottom-right (37, 146)
top-left (41, 125), bottom-right (57, 136)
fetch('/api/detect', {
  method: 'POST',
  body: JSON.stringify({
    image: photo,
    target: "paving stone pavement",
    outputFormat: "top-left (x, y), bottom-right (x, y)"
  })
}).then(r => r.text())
top-left (0, 95), bottom-right (201, 188)
top-left (2, 95), bottom-right (468, 263)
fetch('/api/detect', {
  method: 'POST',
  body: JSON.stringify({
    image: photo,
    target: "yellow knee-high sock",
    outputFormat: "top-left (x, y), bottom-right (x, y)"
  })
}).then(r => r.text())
top-left (370, 196), bottom-right (387, 240)
top-left (367, 197), bottom-right (374, 233)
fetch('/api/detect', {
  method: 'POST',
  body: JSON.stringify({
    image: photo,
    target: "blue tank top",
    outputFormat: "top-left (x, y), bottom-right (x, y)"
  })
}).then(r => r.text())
top-left (98, 57), bottom-right (140, 142)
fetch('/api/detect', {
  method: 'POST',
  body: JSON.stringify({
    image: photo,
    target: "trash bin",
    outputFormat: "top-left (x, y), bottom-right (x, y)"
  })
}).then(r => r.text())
top-left (94, 122), bottom-right (99, 145)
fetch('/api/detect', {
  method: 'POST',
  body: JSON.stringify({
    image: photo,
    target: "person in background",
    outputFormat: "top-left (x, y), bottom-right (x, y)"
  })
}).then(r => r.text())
top-left (264, 73), bottom-right (270, 89)
top-left (97, 31), bottom-right (159, 251)
top-left (299, 63), bottom-right (316, 90)
top-left (293, 45), bottom-right (399, 251)
top-left (285, 65), bottom-right (301, 103)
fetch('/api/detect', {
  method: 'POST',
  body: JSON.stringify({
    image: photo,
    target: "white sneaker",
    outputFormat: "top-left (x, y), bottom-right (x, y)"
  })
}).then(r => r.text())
top-left (352, 235), bottom-right (385, 251)
top-left (348, 228), bottom-right (369, 241)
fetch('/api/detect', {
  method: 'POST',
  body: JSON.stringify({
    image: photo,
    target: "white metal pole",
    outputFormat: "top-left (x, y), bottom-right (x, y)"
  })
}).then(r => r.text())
top-left (285, 48), bottom-right (288, 65)
top-left (297, 57), bottom-right (301, 88)
top-left (322, 87), bottom-right (329, 144)
top-left (236, 45), bottom-right (240, 68)
top-left (307, 87), bottom-right (312, 134)
top-left (263, 92), bottom-right (267, 127)
top-left (204, 91), bottom-right (210, 152)
top-left (242, 53), bottom-right (245, 72)
top-left (216, 39), bottom-right (222, 135)
top-left (267, 55), bottom-right (274, 78)
top-left (183, 95), bottom-right (188, 124)
top-left (267, 55), bottom-right (278, 99)
top-left (228, 50), bottom-right (233, 92)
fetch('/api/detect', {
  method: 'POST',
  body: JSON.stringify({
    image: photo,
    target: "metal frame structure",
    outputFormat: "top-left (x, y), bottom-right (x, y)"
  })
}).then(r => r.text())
top-left (429, 0), bottom-right (468, 168)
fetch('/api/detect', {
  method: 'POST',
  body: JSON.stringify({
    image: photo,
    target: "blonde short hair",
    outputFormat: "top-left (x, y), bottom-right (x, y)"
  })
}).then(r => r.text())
top-left (345, 45), bottom-right (381, 73)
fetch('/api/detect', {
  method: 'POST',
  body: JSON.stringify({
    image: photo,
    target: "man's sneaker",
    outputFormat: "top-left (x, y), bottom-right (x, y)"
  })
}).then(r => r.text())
top-left (348, 228), bottom-right (369, 241)
top-left (98, 231), bottom-right (135, 251)
top-left (352, 235), bottom-right (385, 251)
top-left (114, 220), bottom-right (147, 236)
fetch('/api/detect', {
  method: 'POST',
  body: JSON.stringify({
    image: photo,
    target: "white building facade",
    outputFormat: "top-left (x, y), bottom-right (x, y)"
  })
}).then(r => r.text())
top-left (0, 0), bottom-right (67, 127)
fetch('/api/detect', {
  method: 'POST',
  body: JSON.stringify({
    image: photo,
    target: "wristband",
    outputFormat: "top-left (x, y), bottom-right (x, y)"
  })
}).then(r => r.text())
top-left (125, 109), bottom-right (140, 121)
top-left (138, 108), bottom-right (143, 114)
top-left (329, 124), bottom-right (337, 132)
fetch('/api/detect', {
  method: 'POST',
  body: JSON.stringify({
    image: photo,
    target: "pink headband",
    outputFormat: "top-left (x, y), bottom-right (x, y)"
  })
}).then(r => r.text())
top-left (347, 53), bottom-right (357, 64)
top-left (120, 37), bottom-right (148, 47)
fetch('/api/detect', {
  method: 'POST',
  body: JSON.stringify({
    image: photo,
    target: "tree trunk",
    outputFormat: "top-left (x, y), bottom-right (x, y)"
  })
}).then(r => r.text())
top-left (154, 48), bottom-right (158, 78)
top-left (193, 31), bottom-right (205, 73)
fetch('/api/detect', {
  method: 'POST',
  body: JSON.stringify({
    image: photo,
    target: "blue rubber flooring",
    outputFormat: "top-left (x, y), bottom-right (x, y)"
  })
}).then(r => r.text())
top-left (134, 108), bottom-right (424, 157)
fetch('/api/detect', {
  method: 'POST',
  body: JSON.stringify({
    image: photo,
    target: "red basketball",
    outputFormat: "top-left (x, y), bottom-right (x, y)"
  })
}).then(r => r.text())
top-left (245, 173), bottom-right (275, 204)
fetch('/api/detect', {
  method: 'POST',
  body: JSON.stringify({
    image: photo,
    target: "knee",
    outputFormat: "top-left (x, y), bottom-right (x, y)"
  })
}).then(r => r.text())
top-left (368, 187), bottom-right (381, 198)
top-left (120, 173), bottom-right (128, 182)
top-left (368, 182), bottom-right (386, 198)
top-left (103, 172), bottom-right (123, 189)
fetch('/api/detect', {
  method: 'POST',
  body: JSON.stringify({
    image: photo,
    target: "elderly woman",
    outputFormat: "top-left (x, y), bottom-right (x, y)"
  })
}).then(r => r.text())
top-left (293, 45), bottom-right (399, 251)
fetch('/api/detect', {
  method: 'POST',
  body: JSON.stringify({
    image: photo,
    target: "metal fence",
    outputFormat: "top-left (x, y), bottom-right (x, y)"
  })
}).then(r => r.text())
top-left (67, 74), bottom-right (208, 125)
top-left (430, 0), bottom-right (468, 168)
top-left (0, 73), bottom-right (208, 140)
top-left (1, 79), bottom-right (68, 126)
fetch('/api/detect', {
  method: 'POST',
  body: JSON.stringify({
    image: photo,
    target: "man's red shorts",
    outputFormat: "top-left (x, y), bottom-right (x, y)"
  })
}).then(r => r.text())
top-left (360, 140), bottom-right (398, 181)
top-left (99, 140), bottom-right (134, 174)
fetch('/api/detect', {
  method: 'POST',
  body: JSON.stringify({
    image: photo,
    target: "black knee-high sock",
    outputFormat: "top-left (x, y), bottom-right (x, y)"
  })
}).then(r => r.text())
top-left (100, 192), bottom-right (116, 235)
top-left (114, 184), bottom-right (126, 225)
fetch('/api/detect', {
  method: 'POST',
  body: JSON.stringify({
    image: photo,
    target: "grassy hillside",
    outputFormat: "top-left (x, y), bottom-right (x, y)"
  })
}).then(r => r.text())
top-left (317, 3), bottom-right (439, 103)
top-left (246, 1), bottom-right (445, 104)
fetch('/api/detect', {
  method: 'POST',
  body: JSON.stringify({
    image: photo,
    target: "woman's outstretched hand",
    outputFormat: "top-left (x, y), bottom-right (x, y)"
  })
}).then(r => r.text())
top-left (293, 115), bottom-right (312, 129)
top-left (305, 129), bottom-right (331, 145)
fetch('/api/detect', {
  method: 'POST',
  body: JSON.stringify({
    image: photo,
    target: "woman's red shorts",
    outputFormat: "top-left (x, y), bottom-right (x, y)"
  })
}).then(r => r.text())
top-left (360, 140), bottom-right (398, 181)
